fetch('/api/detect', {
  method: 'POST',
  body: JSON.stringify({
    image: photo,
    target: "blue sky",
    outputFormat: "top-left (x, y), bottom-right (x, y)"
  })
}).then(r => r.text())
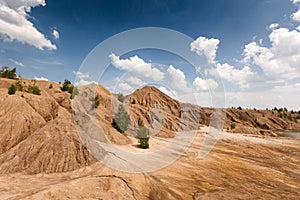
top-left (1, 0), bottom-right (300, 109)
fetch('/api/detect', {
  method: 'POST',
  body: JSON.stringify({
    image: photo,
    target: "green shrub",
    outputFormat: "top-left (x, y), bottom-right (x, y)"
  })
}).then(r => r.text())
top-left (117, 93), bottom-right (125, 102)
top-left (137, 125), bottom-right (149, 149)
top-left (8, 84), bottom-right (16, 95)
top-left (71, 87), bottom-right (79, 99)
top-left (230, 122), bottom-right (236, 130)
top-left (287, 115), bottom-right (293, 121)
top-left (132, 99), bottom-right (136, 104)
top-left (49, 84), bottom-right (53, 89)
top-left (90, 94), bottom-right (100, 108)
top-left (61, 79), bottom-right (72, 92)
top-left (15, 81), bottom-right (23, 91)
top-left (112, 105), bottom-right (130, 133)
top-left (27, 85), bottom-right (41, 95)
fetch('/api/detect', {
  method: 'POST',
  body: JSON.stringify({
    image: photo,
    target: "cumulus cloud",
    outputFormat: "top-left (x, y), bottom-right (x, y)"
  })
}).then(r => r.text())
top-left (167, 65), bottom-right (191, 92)
top-left (272, 83), bottom-right (300, 92)
top-left (34, 76), bottom-right (48, 81)
top-left (0, 0), bottom-right (56, 50)
top-left (269, 23), bottom-right (279, 30)
top-left (292, 9), bottom-right (300, 22)
top-left (73, 71), bottom-right (97, 86)
top-left (127, 76), bottom-right (144, 85)
top-left (158, 86), bottom-right (178, 99)
top-left (74, 79), bottom-right (97, 87)
top-left (193, 77), bottom-right (218, 91)
top-left (291, 0), bottom-right (300, 5)
top-left (210, 63), bottom-right (255, 88)
top-left (243, 28), bottom-right (300, 81)
top-left (190, 35), bottom-right (255, 89)
top-left (9, 58), bottom-right (24, 67)
top-left (74, 71), bottom-right (89, 79)
top-left (190, 36), bottom-right (220, 63)
top-left (118, 82), bottom-right (133, 92)
top-left (109, 53), bottom-right (164, 81)
top-left (52, 29), bottom-right (59, 40)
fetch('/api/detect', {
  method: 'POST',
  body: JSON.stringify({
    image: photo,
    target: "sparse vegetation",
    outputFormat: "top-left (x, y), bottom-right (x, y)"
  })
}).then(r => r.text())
top-left (27, 85), bottom-right (41, 95)
top-left (237, 106), bottom-right (242, 110)
top-left (137, 125), bottom-right (149, 149)
top-left (112, 105), bottom-right (130, 133)
top-left (132, 99), bottom-right (136, 104)
top-left (117, 93), bottom-right (125, 102)
top-left (71, 87), bottom-right (79, 99)
top-left (61, 79), bottom-right (72, 92)
top-left (230, 122), bottom-right (236, 130)
top-left (61, 79), bottom-right (78, 98)
top-left (91, 94), bottom-right (100, 108)
top-left (15, 81), bottom-right (23, 91)
top-left (49, 84), bottom-right (53, 89)
top-left (0, 66), bottom-right (17, 79)
top-left (8, 84), bottom-right (16, 95)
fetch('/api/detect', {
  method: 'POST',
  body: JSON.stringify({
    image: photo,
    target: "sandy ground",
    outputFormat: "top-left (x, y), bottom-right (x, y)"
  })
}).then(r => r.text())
top-left (0, 127), bottom-right (299, 199)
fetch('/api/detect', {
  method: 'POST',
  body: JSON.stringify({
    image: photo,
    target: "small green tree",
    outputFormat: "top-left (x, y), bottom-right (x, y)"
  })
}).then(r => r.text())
top-left (91, 94), bottom-right (100, 108)
top-left (71, 87), bottom-right (79, 99)
top-left (137, 125), bottom-right (149, 149)
top-left (8, 84), bottom-right (16, 95)
top-left (112, 105), bottom-right (130, 133)
top-left (0, 66), bottom-right (17, 79)
top-left (15, 81), bottom-right (23, 91)
top-left (117, 93), bottom-right (125, 102)
top-left (61, 79), bottom-right (72, 92)
top-left (27, 85), bottom-right (41, 95)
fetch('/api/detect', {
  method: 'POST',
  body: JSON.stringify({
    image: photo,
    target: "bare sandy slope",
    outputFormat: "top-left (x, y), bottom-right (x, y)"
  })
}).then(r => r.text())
top-left (0, 129), bottom-right (299, 200)
top-left (0, 78), bottom-right (299, 199)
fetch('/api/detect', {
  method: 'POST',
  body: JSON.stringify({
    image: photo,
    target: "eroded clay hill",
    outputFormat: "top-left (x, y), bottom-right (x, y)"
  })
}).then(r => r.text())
top-left (128, 85), bottom-right (300, 137)
top-left (0, 78), bottom-right (300, 175)
top-left (0, 78), bottom-right (300, 199)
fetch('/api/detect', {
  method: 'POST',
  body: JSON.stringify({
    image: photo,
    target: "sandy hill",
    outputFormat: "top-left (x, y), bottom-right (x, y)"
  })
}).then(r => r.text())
top-left (0, 78), bottom-right (300, 174)
top-left (0, 78), bottom-right (300, 199)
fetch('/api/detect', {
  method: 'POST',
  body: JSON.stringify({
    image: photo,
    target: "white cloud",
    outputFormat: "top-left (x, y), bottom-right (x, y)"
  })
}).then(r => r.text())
top-left (167, 65), bottom-right (191, 92)
top-left (297, 26), bottom-right (300, 31)
top-left (291, 9), bottom-right (300, 22)
top-left (52, 29), bottom-right (59, 40)
top-left (73, 71), bottom-right (96, 87)
top-left (269, 23), bottom-right (279, 30)
top-left (272, 83), bottom-right (300, 92)
top-left (210, 63), bottom-right (255, 88)
top-left (158, 86), bottom-right (178, 99)
top-left (190, 36), bottom-right (220, 63)
top-left (0, 0), bottom-right (56, 50)
top-left (243, 28), bottom-right (300, 82)
top-left (9, 58), bottom-right (24, 67)
top-left (74, 79), bottom-right (97, 87)
top-left (291, 0), bottom-right (300, 5)
top-left (193, 77), bottom-right (218, 91)
top-left (224, 90), bottom-right (300, 110)
top-left (118, 82), bottom-right (133, 92)
top-left (109, 53), bottom-right (164, 81)
top-left (127, 76), bottom-right (144, 85)
top-left (34, 76), bottom-right (48, 81)
top-left (74, 71), bottom-right (89, 79)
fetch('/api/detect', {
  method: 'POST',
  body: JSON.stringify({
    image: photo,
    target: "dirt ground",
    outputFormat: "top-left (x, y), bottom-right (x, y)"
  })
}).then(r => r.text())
top-left (0, 127), bottom-right (299, 200)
